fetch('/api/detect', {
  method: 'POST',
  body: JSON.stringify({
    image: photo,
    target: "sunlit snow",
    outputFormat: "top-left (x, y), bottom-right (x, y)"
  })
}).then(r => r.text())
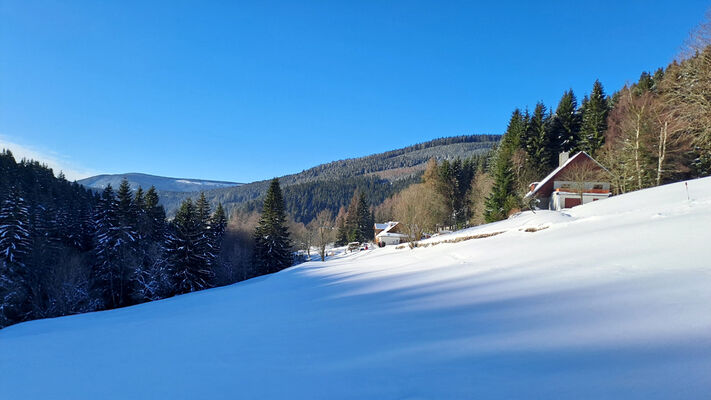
top-left (1, 178), bottom-right (710, 399)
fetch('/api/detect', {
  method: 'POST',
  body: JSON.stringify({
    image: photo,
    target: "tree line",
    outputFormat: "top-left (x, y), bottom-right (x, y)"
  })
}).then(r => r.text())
top-left (483, 13), bottom-right (711, 222)
top-left (0, 151), bottom-right (237, 329)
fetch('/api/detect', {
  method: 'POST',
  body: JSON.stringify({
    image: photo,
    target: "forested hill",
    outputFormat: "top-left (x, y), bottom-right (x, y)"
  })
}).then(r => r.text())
top-left (157, 134), bottom-right (499, 222)
top-left (78, 173), bottom-right (242, 193)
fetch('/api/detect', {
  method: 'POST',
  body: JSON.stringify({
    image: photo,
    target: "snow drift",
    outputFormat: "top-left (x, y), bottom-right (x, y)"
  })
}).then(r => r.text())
top-left (2, 178), bottom-right (711, 399)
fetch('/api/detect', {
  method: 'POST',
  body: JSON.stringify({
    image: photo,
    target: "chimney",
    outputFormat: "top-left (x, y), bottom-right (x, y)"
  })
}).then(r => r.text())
top-left (559, 152), bottom-right (570, 166)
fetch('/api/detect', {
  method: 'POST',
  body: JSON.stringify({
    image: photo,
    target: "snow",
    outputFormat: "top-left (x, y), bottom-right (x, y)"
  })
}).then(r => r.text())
top-left (2, 178), bottom-right (711, 399)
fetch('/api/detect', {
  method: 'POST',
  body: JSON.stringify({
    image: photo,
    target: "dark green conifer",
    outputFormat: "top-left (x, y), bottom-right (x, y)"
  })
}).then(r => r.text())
top-left (578, 80), bottom-right (609, 155)
top-left (253, 178), bottom-right (292, 274)
top-left (550, 90), bottom-right (581, 152)
top-left (525, 102), bottom-right (555, 172)
top-left (167, 198), bottom-right (214, 293)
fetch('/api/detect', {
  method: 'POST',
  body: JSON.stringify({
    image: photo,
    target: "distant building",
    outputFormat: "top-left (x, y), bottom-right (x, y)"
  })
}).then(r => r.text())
top-left (374, 221), bottom-right (409, 246)
top-left (525, 151), bottom-right (611, 210)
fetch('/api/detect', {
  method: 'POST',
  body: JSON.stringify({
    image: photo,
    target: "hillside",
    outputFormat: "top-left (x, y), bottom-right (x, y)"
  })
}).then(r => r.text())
top-left (78, 172), bottom-right (242, 193)
top-left (156, 134), bottom-right (499, 220)
top-left (2, 177), bottom-right (710, 399)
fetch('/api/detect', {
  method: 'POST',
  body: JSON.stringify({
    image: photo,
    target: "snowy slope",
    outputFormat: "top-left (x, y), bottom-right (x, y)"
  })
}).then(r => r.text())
top-left (2, 178), bottom-right (711, 399)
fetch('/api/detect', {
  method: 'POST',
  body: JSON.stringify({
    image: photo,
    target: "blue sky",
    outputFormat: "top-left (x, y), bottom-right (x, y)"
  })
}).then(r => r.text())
top-left (0, 1), bottom-right (707, 182)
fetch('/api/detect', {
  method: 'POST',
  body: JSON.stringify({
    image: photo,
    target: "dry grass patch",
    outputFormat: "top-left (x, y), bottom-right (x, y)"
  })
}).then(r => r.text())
top-left (522, 226), bottom-right (549, 233)
top-left (396, 231), bottom-right (505, 249)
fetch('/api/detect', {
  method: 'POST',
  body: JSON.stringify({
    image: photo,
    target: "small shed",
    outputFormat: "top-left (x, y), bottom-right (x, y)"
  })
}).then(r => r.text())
top-left (525, 152), bottom-right (611, 210)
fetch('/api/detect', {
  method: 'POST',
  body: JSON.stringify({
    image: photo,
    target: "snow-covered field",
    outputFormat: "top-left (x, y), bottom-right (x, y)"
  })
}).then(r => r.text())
top-left (2, 178), bottom-right (711, 399)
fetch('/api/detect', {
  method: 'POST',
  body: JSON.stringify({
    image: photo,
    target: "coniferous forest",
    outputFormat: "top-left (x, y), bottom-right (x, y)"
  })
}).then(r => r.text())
top-left (0, 151), bottom-right (262, 329)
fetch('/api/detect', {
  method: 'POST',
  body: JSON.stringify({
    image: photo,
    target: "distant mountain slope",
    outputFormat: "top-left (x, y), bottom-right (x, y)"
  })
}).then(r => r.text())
top-left (78, 173), bottom-right (242, 193)
top-left (158, 135), bottom-right (500, 221)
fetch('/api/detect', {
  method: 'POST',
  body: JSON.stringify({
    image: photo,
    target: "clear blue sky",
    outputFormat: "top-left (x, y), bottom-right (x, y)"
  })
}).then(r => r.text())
top-left (1, 1), bottom-right (707, 182)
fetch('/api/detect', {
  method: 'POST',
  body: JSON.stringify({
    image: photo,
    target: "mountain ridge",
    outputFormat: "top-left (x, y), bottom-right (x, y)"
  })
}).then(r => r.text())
top-left (78, 172), bottom-right (243, 193)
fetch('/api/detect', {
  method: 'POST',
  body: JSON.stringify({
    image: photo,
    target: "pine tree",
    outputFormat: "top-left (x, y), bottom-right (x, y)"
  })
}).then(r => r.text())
top-left (550, 90), bottom-right (582, 152)
top-left (253, 178), bottom-right (292, 274)
top-left (578, 80), bottom-right (609, 155)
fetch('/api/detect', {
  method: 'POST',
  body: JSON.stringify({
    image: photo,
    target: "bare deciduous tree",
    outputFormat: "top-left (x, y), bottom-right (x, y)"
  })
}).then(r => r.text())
top-left (394, 183), bottom-right (447, 248)
top-left (558, 160), bottom-right (608, 204)
top-left (311, 210), bottom-right (334, 262)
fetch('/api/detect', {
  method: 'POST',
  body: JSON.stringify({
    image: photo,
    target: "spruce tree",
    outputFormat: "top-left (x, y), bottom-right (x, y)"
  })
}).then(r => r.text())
top-left (550, 90), bottom-right (582, 152)
top-left (0, 186), bottom-right (31, 326)
top-left (195, 192), bottom-right (215, 269)
top-left (133, 186), bottom-right (169, 302)
top-left (525, 102), bottom-right (556, 172)
top-left (144, 186), bottom-right (166, 242)
top-left (116, 179), bottom-right (137, 235)
top-left (91, 185), bottom-right (125, 308)
top-left (578, 80), bottom-right (609, 155)
top-left (253, 178), bottom-right (292, 274)
top-left (210, 203), bottom-right (227, 251)
top-left (484, 150), bottom-right (518, 222)
top-left (355, 192), bottom-right (371, 243)
top-left (166, 198), bottom-right (214, 294)
top-left (500, 109), bottom-right (526, 151)
top-left (344, 191), bottom-right (360, 242)
top-left (334, 207), bottom-right (348, 246)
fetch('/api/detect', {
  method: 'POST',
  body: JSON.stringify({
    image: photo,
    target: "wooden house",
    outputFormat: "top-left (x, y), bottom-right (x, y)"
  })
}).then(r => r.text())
top-left (525, 152), bottom-right (611, 210)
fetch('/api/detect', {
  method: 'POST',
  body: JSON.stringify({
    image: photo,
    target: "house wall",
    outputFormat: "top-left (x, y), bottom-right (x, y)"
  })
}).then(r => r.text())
top-left (534, 155), bottom-right (605, 198)
top-left (379, 236), bottom-right (402, 246)
top-left (551, 191), bottom-right (610, 210)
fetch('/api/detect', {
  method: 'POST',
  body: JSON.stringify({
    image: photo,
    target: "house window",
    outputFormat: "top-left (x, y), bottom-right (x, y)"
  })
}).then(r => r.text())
top-left (560, 183), bottom-right (571, 189)
top-left (593, 184), bottom-right (603, 190)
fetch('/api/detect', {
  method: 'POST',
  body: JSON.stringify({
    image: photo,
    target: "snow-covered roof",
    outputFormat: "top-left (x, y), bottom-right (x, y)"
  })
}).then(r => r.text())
top-left (375, 221), bottom-right (403, 238)
top-left (525, 151), bottom-right (609, 198)
top-left (375, 221), bottom-right (398, 230)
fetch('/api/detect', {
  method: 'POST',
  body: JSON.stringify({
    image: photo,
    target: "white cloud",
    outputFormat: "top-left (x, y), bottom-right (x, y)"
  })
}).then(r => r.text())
top-left (0, 135), bottom-right (99, 181)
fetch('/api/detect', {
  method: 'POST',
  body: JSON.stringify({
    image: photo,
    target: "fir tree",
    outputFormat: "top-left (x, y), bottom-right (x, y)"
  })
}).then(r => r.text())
top-left (253, 178), bottom-right (292, 274)
top-left (578, 80), bottom-right (609, 155)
